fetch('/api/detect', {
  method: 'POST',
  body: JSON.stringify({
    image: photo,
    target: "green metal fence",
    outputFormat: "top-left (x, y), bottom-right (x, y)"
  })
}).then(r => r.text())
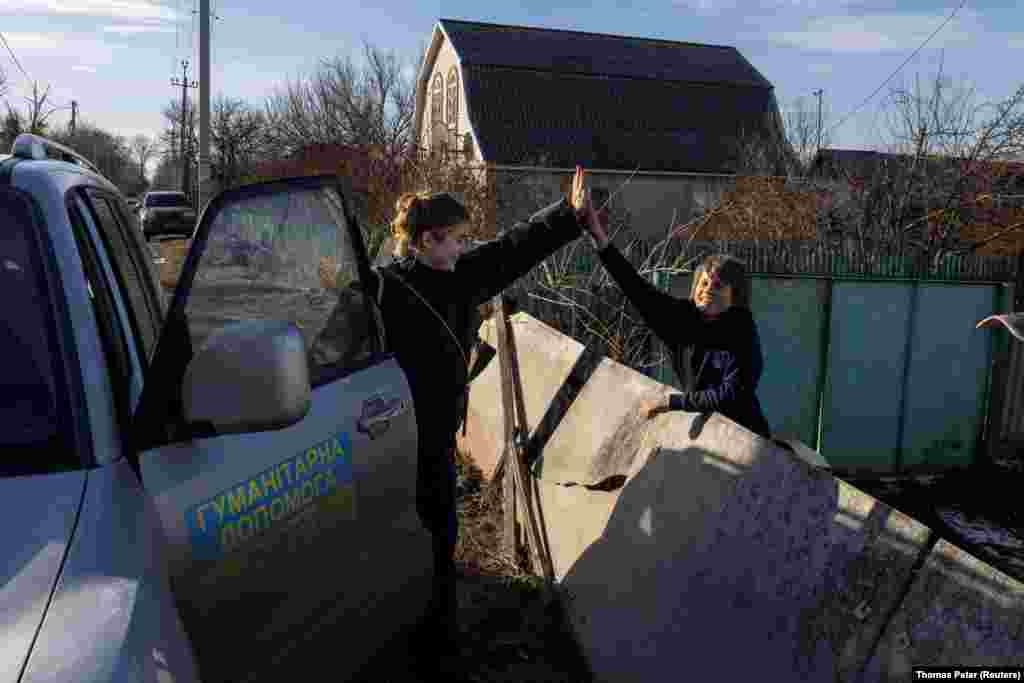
top-left (650, 270), bottom-right (1012, 473)
top-left (514, 238), bottom-right (1016, 472)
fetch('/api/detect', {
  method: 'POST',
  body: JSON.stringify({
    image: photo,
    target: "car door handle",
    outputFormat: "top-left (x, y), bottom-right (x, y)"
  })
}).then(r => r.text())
top-left (357, 395), bottom-right (410, 438)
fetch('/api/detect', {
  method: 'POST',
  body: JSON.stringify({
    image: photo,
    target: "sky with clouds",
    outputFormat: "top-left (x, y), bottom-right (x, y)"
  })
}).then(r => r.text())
top-left (1, 0), bottom-right (1021, 162)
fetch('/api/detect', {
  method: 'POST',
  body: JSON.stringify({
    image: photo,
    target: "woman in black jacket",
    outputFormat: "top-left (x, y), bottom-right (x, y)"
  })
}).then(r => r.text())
top-left (341, 169), bottom-right (591, 664)
top-left (582, 195), bottom-right (771, 439)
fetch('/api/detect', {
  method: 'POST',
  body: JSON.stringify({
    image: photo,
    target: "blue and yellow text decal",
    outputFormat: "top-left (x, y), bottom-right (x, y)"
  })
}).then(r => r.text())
top-left (185, 431), bottom-right (354, 561)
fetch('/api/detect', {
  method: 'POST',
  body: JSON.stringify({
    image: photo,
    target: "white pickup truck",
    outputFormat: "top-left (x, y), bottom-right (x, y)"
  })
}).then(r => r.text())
top-left (0, 134), bottom-right (428, 683)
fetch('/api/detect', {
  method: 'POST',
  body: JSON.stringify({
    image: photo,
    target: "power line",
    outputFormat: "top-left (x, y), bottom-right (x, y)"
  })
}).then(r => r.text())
top-left (826, 0), bottom-right (969, 139)
top-left (0, 30), bottom-right (31, 82)
top-left (3, 31), bottom-right (80, 132)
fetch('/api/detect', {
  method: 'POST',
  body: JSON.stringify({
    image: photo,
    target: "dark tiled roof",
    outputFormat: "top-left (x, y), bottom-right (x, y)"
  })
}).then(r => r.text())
top-left (812, 148), bottom-right (1024, 190)
top-left (437, 19), bottom-right (780, 173)
top-left (810, 149), bottom-right (907, 179)
top-left (461, 65), bottom-right (779, 172)
top-left (439, 19), bottom-right (771, 87)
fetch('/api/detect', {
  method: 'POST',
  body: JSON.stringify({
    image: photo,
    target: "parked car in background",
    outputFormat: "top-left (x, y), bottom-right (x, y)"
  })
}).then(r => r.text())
top-left (140, 190), bottom-right (196, 239)
top-left (1, 133), bottom-right (428, 682)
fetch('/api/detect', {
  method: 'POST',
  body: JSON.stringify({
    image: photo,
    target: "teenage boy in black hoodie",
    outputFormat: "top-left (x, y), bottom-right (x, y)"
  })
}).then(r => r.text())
top-left (581, 186), bottom-right (771, 439)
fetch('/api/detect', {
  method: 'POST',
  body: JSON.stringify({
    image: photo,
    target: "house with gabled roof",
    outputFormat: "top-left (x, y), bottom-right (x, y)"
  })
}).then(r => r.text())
top-left (414, 18), bottom-right (792, 240)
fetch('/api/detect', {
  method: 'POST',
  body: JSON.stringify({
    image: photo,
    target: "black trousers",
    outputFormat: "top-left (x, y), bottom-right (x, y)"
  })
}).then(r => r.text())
top-left (418, 446), bottom-right (459, 645)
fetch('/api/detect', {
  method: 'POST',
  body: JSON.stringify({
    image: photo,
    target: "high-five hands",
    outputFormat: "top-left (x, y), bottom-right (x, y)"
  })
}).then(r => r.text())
top-left (572, 165), bottom-right (610, 249)
top-left (570, 164), bottom-right (588, 214)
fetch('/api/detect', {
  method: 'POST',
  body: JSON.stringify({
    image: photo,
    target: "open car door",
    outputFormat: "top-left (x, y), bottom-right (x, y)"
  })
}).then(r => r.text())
top-left (130, 176), bottom-right (429, 682)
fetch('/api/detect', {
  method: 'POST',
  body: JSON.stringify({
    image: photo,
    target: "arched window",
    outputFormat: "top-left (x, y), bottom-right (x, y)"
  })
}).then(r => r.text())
top-left (431, 74), bottom-right (444, 133)
top-left (447, 67), bottom-right (459, 129)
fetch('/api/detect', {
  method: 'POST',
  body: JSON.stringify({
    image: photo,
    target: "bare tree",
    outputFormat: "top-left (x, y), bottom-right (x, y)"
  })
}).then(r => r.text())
top-left (210, 95), bottom-right (268, 188)
top-left (785, 95), bottom-right (832, 172)
top-left (22, 81), bottom-right (61, 136)
top-left (840, 59), bottom-right (1024, 263)
top-left (263, 39), bottom-right (415, 162)
top-left (159, 98), bottom-right (197, 164)
top-left (2, 104), bottom-right (23, 150)
top-left (130, 134), bottom-right (156, 184)
top-left (0, 66), bottom-right (8, 100)
top-left (53, 122), bottom-right (139, 193)
top-left (151, 154), bottom-right (181, 190)
top-left (157, 97), bottom-right (198, 197)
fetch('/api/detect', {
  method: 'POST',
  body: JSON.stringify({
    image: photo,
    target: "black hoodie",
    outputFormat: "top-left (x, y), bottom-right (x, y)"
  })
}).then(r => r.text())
top-left (366, 199), bottom-right (583, 527)
top-left (597, 243), bottom-right (771, 439)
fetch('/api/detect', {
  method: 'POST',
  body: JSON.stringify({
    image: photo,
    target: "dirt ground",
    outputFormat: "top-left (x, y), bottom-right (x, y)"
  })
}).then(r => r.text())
top-left (349, 451), bottom-right (594, 683)
top-left (844, 446), bottom-right (1024, 583)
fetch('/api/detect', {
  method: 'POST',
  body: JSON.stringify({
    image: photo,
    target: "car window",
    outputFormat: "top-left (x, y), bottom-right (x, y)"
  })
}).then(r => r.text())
top-left (70, 195), bottom-right (140, 428)
top-left (0, 189), bottom-right (77, 475)
top-left (82, 190), bottom-right (161, 363)
top-left (109, 197), bottom-right (167, 316)
top-left (184, 185), bottom-right (377, 387)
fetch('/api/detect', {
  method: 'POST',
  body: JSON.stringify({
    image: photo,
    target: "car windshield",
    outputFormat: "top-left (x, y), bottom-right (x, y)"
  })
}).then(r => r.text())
top-left (0, 191), bottom-right (75, 475)
top-left (146, 194), bottom-right (189, 208)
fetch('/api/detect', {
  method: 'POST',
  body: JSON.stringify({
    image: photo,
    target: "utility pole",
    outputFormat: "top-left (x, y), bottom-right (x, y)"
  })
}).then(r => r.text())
top-left (69, 101), bottom-right (77, 136)
top-left (198, 0), bottom-right (213, 212)
top-left (168, 128), bottom-right (178, 187)
top-left (171, 59), bottom-right (198, 201)
top-left (813, 88), bottom-right (824, 158)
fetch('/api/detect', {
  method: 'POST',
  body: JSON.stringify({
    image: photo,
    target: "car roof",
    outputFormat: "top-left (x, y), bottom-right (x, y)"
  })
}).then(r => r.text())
top-left (6, 157), bottom-right (121, 196)
top-left (146, 190), bottom-right (186, 196)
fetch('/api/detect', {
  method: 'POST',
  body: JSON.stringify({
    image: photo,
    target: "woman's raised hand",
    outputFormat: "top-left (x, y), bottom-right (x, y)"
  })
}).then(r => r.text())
top-left (570, 165), bottom-right (588, 212)
top-left (573, 165), bottom-right (610, 249)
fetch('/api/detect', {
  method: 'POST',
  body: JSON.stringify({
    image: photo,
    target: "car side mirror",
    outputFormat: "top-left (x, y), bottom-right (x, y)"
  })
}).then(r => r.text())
top-left (181, 319), bottom-right (311, 436)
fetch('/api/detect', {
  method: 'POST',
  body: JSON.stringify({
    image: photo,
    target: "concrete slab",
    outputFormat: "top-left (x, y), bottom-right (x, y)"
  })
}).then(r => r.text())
top-left (554, 414), bottom-right (938, 682)
top-left (535, 356), bottom-right (670, 486)
top-left (862, 539), bottom-right (1024, 680)
top-left (781, 438), bottom-right (832, 470)
top-left (462, 314), bottom-right (1023, 681)
top-left (534, 479), bottom-right (620, 581)
top-left (458, 314), bottom-right (585, 479)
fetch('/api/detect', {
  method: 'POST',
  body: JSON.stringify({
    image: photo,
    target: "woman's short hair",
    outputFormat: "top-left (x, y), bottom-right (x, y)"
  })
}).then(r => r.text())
top-left (391, 192), bottom-right (470, 258)
top-left (689, 253), bottom-right (751, 308)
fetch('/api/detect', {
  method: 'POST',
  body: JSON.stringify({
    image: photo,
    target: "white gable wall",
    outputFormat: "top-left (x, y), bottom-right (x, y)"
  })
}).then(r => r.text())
top-left (419, 34), bottom-right (477, 160)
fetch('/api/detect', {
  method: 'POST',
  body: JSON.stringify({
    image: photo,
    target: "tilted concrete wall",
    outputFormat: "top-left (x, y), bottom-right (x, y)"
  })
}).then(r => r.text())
top-left (458, 315), bottom-right (587, 480)
top-left (462, 313), bottom-right (1024, 681)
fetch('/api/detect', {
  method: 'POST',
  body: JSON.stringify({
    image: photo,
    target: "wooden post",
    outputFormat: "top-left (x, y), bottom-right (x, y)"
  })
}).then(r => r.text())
top-left (494, 295), bottom-right (519, 559)
top-left (492, 294), bottom-right (556, 581)
top-left (502, 449), bottom-right (517, 557)
top-left (506, 313), bottom-right (556, 580)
